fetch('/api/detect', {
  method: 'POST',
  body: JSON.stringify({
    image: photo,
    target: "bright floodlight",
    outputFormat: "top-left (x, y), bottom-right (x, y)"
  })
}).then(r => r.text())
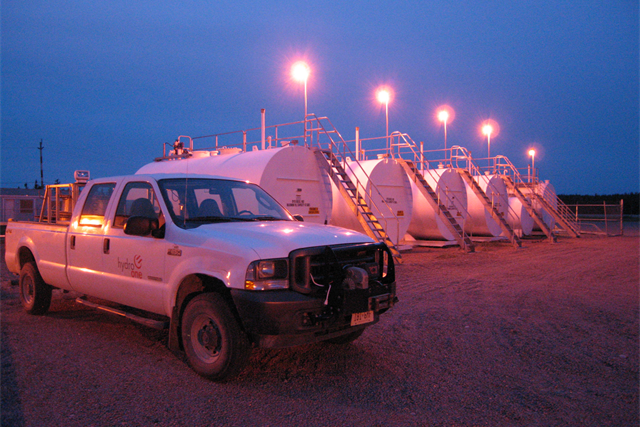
top-left (377, 89), bottom-right (390, 105)
top-left (528, 149), bottom-right (536, 157)
top-left (291, 61), bottom-right (310, 82)
top-left (438, 110), bottom-right (449, 123)
top-left (482, 124), bottom-right (493, 136)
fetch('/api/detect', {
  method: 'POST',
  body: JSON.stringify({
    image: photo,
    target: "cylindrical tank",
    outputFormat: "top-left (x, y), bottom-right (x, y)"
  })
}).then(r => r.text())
top-left (463, 174), bottom-right (509, 237)
top-left (507, 196), bottom-right (534, 236)
top-left (136, 145), bottom-right (333, 224)
top-left (329, 158), bottom-right (413, 245)
top-left (520, 180), bottom-right (557, 231)
top-left (407, 167), bottom-right (468, 241)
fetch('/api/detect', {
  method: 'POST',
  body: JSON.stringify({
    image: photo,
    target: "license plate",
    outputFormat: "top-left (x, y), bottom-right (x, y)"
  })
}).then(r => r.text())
top-left (350, 310), bottom-right (374, 326)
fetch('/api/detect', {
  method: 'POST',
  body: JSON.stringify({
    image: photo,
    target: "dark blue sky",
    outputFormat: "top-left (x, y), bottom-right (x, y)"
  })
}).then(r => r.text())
top-left (2, 1), bottom-right (638, 194)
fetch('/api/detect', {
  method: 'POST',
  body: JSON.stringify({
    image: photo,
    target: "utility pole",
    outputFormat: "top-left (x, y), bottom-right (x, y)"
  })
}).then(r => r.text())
top-left (38, 139), bottom-right (44, 189)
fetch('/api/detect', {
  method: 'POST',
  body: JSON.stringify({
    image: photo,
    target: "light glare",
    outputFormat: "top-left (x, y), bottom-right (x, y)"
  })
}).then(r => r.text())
top-left (291, 61), bottom-right (310, 82)
top-left (377, 89), bottom-right (390, 104)
top-left (528, 149), bottom-right (536, 157)
top-left (482, 124), bottom-right (493, 136)
top-left (438, 110), bottom-right (449, 123)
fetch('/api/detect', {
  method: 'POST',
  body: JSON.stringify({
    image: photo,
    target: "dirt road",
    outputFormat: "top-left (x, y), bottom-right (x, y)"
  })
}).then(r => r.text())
top-left (2, 230), bottom-right (638, 426)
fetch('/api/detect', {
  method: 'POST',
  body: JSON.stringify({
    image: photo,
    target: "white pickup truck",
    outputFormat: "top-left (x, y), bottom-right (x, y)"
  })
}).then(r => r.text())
top-left (5, 173), bottom-right (396, 380)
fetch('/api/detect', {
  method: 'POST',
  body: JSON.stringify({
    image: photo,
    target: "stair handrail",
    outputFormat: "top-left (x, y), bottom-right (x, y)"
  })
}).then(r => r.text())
top-left (493, 155), bottom-right (578, 234)
top-left (448, 147), bottom-right (523, 233)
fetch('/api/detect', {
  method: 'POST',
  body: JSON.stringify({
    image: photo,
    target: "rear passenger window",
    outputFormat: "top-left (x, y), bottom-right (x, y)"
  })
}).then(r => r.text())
top-left (79, 183), bottom-right (115, 226)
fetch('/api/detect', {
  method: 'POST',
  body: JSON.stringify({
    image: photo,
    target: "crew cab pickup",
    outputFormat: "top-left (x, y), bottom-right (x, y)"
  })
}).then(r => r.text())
top-left (5, 173), bottom-right (396, 380)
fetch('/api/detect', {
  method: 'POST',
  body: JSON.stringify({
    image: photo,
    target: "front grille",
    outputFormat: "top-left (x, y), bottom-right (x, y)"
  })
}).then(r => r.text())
top-left (289, 242), bottom-right (393, 296)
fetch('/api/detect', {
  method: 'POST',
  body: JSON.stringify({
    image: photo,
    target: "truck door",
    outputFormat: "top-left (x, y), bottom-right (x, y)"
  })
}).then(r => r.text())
top-left (101, 181), bottom-right (167, 314)
top-left (67, 182), bottom-right (117, 292)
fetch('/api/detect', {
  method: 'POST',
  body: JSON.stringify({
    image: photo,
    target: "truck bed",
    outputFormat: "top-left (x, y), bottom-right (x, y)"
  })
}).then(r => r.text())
top-left (4, 220), bottom-right (70, 288)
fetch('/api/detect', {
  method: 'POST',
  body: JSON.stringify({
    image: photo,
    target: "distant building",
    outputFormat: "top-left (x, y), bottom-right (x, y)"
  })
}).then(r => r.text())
top-left (1, 188), bottom-right (44, 234)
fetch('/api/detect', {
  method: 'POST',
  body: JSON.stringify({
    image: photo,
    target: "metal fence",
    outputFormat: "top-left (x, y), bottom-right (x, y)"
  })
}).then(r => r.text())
top-left (564, 200), bottom-right (624, 236)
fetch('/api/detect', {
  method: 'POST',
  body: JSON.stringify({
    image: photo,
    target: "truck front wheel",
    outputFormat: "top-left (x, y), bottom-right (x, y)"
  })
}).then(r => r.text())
top-left (181, 293), bottom-right (250, 381)
top-left (19, 261), bottom-right (52, 315)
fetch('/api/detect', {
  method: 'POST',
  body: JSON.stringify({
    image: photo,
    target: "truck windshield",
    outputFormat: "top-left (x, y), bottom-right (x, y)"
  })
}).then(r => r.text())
top-left (158, 178), bottom-right (292, 229)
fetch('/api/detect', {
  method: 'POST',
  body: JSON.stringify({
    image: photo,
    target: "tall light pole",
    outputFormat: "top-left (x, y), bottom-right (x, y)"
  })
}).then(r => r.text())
top-left (482, 123), bottom-right (494, 158)
top-left (528, 149), bottom-right (536, 183)
top-left (291, 61), bottom-right (310, 141)
top-left (377, 88), bottom-right (390, 153)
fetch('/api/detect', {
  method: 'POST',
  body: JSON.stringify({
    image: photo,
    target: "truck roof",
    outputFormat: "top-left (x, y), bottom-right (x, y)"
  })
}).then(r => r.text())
top-left (89, 173), bottom-right (256, 185)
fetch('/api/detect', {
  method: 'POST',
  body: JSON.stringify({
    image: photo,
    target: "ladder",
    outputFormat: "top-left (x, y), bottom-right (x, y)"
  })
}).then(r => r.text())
top-left (458, 169), bottom-right (522, 248)
top-left (501, 176), bottom-right (556, 242)
top-left (39, 182), bottom-right (84, 224)
top-left (397, 159), bottom-right (475, 252)
top-left (314, 148), bottom-right (402, 262)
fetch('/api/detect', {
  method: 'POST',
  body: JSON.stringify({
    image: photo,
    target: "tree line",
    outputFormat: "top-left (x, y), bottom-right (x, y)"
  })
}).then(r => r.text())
top-left (558, 193), bottom-right (639, 216)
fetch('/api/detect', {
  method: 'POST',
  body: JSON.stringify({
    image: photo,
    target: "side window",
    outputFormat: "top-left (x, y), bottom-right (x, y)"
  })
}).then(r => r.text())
top-left (113, 182), bottom-right (163, 228)
top-left (79, 183), bottom-right (116, 226)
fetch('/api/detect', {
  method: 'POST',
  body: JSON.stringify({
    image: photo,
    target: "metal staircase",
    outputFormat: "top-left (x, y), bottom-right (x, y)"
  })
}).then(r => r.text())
top-left (529, 185), bottom-right (580, 238)
top-left (458, 169), bottom-right (522, 248)
top-left (314, 148), bottom-right (402, 262)
top-left (494, 155), bottom-right (580, 238)
top-left (397, 159), bottom-right (475, 252)
top-left (501, 176), bottom-right (556, 242)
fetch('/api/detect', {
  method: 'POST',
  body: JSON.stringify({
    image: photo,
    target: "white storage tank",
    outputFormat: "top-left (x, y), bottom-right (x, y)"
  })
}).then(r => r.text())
top-left (329, 157), bottom-right (413, 245)
top-left (463, 174), bottom-right (509, 237)
top-left (507, 196), bottom-right (534, 236)
top-left (136, 145), bottom-right (333, 224)
top-left (407, 167), bottom-right (468, 241)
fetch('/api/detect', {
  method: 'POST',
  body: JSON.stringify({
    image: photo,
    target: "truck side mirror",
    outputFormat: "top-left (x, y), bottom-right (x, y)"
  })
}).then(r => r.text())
top-left (124, 216), bottom-right (160, 237)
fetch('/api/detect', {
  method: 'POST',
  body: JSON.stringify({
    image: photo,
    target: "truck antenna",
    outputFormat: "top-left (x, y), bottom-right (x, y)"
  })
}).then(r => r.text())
top-left (38, 139), bottom-right (44, 189)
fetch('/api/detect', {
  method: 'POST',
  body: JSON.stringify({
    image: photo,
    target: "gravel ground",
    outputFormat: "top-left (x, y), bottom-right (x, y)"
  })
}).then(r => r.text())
top-left (1, 227), bottom-right (638, 426)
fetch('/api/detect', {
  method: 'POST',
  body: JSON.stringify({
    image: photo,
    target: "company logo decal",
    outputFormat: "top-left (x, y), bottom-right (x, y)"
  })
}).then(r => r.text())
top-left (117, 256), bottom-right (143, 279)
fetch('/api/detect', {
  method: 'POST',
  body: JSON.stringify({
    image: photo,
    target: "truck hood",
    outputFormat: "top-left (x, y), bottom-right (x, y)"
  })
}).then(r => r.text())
top-left (183, 221), bottom-right (373, 259)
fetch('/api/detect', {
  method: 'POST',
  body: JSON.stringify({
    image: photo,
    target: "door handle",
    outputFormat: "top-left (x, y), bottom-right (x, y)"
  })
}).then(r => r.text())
top-left (70, 235), bottom-right (76, 250)
top-left (103, 238), bottom-right (110, 254)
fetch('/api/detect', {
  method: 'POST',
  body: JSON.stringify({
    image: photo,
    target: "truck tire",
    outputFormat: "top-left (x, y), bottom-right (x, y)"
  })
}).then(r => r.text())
top-left (181, 293), bottom-right (250, 381)
top-left (19, 261), bottom-right (52, 315)
top-left (324, 328), bottom-right (365, 344)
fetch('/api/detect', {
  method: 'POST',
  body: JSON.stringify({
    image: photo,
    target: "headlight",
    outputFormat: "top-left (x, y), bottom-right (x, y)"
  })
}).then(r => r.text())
top-left (245, 259), bottom-right (289, 290)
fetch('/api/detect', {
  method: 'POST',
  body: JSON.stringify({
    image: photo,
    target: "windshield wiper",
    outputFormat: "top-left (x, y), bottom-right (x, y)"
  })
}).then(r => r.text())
top-left (228, 215), bottom-right (287, 222)
top-left (253, 216), bottom-right (287, 221)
